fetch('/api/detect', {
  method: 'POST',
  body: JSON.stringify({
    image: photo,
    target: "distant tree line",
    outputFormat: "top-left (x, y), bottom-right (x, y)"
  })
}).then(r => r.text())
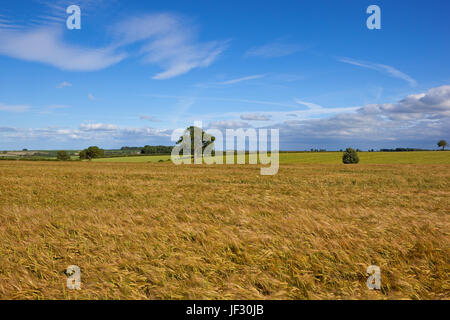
top-left (140, 145), bottom-right (173, 155)
top-left (30, 138), bottom-right (450, 163)
top-left (119, 145), bottom-right (173, 154)
top-left (380, 148), bottom-right (429, 152)
top-left (120, 147), bottom-right (142, 152)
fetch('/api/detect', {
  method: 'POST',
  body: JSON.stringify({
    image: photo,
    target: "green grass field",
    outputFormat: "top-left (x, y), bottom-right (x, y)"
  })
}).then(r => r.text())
top-left (280, 151), bottom-right (450, 164)
top-left (92, 155), bottom-right (172, 163)
top-left (91, 151), bottom-right (450, 164)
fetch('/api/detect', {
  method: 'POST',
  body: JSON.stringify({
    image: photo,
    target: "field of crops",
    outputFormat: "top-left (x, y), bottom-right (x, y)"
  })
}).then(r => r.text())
top-left (91, 151), bottom-right (450, 164)
top-left (0, 155), bottom-right (448, 299)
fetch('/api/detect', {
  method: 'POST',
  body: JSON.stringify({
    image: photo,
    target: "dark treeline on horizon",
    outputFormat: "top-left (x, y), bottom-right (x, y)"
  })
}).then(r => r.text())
top-left (120, 145), bottom-right (174, 155)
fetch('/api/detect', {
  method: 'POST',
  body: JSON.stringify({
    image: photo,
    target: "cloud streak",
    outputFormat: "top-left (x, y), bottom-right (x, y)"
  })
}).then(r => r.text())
top-left (147, 94), bottom-right (297, 108)
top-left (0, 27), bottom-right (126, 71)
top-left (240, 113), bottom-right (272, 121)
top-left (338, 57), bottom-right (417, 87)
top-left (140, 115), bottom-right (161, 122)
top-left (209, 120), bottom-right (251, 129)
top-left (0, 103), bottom-right (30, 112)
top-left (218, 74), bottom-right (265, 85)
top-left (245, 41), bottom-right (307, 58)
top-left (57, 81), bottom-right (72, 88)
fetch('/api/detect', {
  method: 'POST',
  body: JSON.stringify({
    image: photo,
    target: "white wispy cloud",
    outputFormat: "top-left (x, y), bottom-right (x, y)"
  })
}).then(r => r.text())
top-left (294, 100), bottom-right (324, 110)
top-left (0, 11), bottom-right (226, 78)
top-left (208, 120), bottom-right (251, 129)
top-left (46, 104), bottom-right (70, 109)
top-left (147, 94), bottom-right (297, 108)
top-left (0, 15), bottom-right (22, 30)
top-left (245, 41), bottom-right (307, 58)
top-left (113, 13), bottom-right (228, 79)
top-left (218, 74), bottom-right (265, 85)
top-left (79, 123), bottom-right (118, 131)
top-left (36, 15), bottom-right (66, 24)
top-left (337, 57), bottom-right (417, 87)
top-left (57, 81), bottom-right (72, 88)
top-left (240, 113), bottom-right (272, 121)
top-left (0, 103), bottom-right (30, 112)
top-left (88, 93), bottom-right (95, 101)
top-left (0, 27), bottom-right (126, 71)
top-left (36, 0), bottom-right (112, 25)
top-left (37, 104), bottom-right (71, 115)
top-left (140, 115), bottom-right (161, 122)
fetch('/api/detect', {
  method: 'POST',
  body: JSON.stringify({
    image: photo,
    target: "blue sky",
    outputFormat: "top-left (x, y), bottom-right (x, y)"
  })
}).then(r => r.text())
top-left (0, 0), bottom-right (449, 150)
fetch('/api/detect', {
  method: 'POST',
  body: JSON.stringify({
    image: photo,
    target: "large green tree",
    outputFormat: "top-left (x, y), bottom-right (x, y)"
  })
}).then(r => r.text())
top-left (79, 146), bottom-right (104, 160)
top-left (437, 140), bottom-right (448, 151)
top-left (176, 126), bottom-right (215, 162)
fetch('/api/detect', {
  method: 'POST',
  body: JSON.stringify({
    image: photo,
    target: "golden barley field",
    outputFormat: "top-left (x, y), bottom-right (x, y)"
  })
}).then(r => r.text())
top-left (0, 160), bottom-right (449, 300)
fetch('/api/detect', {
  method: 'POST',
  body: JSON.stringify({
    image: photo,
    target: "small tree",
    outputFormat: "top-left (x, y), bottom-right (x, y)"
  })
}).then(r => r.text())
top-left (79, 146), bottom-right (104, 160)
top-left (79, 150), bottom-right (87, 160)
top-left (437, 140), bottom-right (448, 151)
top-left (342, 148), bottom-right (359, 164)
top-left (57, 150), bottom-right (71, 161)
